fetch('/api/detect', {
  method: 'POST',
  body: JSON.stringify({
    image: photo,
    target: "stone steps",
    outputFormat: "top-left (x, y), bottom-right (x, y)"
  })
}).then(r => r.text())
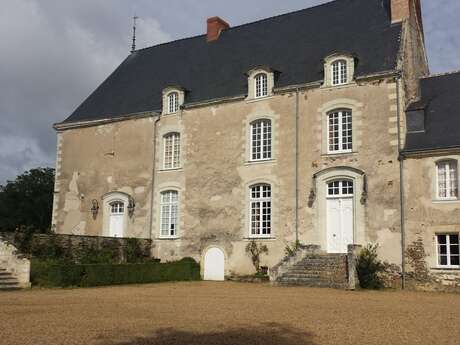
top-left (0, 268), bottom-right (21, 291)
top-left (276, 253), bottom-right (349, 289)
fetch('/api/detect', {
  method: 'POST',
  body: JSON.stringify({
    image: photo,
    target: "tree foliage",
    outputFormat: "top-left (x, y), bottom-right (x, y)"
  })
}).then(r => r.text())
top-left (0, 167), bottom-right (55, 232)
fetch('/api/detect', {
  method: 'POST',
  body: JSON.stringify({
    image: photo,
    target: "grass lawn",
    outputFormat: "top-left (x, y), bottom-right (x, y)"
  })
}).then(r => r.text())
top-left (0, 282), bottom-right (459, 345)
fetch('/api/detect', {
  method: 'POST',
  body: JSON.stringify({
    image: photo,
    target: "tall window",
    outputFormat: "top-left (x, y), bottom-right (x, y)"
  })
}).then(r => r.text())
top-left (331, 60), bottom-right (347, 85)
top-left (255, 73), bottom-right (268, 98)
top-left (250, 184), bottom-right (271, 237)
top-left (250, 119), bottom-right (272, 161)
top-left (163, 133), bottom-right (180, 169)
top-left (437, 234), bottom-right (459, 267)
top-left (160, 190), bottom-right (178, 238)
top-left (328, 109), bottom-right (352, 153)
top-left (437, 160), bottom-right (458, 200)
top-left (167, 92), bottom-right (179, 113)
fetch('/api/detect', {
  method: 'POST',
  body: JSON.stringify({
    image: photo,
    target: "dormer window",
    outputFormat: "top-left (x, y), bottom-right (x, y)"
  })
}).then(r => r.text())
top-left (255, 73), bottom-right (268, 98)
top-left (323, 54), bottom-right (355, 88)
top-left (168, 92), bottom-right (179, 113)
top-left (332, 60), bottom-right (347, 85)
top-left (246, 67), bottom-right (274, 101)
top-left (162, 87), bottom-right (185, 115)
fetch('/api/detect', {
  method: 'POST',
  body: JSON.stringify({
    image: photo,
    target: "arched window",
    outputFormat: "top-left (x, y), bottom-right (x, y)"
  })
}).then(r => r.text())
top-left (254, 73), bottom-right (268, 98)
top-left (327, 109), bottom-right (352, 153)
top-left (160, 190), bottom-right (179, 238)
top-left (163, 132), bottom-right (181, 169)
top-left (110, 201), bottom-right (125, 214)
top-left (436, 160), bottom-right (458, 200)
top-left (250, 119), bottom-right (272, 161)
top-left (249, 184), bottom-right (271, 237)
top-left (167, 92), bottom-right (179, 113)
top-left (327, 180), bottom-right (354, 197)
top-left (331, 60), bottom-right (347, 86)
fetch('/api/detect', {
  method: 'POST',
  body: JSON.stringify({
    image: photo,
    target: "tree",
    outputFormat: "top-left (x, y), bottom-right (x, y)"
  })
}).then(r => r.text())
top-left (0, 168), bottom-right (55, 232)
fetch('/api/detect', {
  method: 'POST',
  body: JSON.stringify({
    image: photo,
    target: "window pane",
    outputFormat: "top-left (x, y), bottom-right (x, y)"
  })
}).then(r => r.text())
top-left (450, 234), bottom-right (459, 244)
top-left (451, 256), bottom-right (460, 266)
top-left (440, 255), bottom-right (448, 266)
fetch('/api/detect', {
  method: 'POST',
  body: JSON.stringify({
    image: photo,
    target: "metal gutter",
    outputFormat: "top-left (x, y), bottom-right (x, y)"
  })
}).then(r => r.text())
top-left (295, 88), bottom-right (300, 244)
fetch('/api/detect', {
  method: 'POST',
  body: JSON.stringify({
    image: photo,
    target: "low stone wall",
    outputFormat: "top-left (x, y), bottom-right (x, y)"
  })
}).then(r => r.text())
top-left (0, 232), bottom-right (152, 263)
top-left (0, 240), bottom-right (31, 288)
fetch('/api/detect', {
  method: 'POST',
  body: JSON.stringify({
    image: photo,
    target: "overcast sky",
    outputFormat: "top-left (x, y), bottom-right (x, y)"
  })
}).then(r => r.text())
top-left (1, 0), bottom-right (459, 184)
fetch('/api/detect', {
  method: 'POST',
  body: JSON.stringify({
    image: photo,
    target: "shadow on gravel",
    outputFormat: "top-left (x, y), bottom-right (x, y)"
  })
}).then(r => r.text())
top-left (107, 323), bottom-right (316, 345)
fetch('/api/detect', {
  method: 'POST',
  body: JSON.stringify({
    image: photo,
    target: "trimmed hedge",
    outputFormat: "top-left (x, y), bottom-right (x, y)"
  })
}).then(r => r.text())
top-left (31, 257), bottom-right (200, 288)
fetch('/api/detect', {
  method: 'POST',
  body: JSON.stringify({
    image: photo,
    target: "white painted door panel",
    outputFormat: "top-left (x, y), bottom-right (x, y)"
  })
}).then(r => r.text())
top-left (204, 248), bottom-right (225, 281)
top-left (110, 215), bottom-right (123, 238)
top-left (327, 198), bottom-right (353, 253)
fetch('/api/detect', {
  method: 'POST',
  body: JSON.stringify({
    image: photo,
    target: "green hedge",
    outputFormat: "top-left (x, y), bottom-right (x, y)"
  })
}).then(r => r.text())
top-left (31, 257), bottom-right (200, 288)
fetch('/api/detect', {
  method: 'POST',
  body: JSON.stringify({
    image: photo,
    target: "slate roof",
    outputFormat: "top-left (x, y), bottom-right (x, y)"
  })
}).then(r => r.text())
top-left (63, 0), bottom-right (402, 124)
top-left (404, 71), bottom-right (460, 153)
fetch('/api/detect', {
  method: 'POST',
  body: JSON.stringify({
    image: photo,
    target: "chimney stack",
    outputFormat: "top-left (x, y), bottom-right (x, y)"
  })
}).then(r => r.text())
top-left (206, 16), bottom-right (230, 42)
top-left (390, 0), bottom-right (422, 25)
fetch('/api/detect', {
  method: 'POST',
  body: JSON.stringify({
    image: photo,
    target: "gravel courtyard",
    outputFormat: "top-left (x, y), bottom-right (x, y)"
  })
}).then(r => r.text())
top-left (1, 282), bottom-right (459, 345)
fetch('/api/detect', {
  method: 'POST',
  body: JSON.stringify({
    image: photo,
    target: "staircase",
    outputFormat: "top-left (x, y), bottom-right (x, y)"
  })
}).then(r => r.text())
top-left (276, 254), bottom-right (349, 289)
top-left (0, 268), bottom-right (22, 291)
top-left (0, 238), bottom-right (31, 290)
top-left (270, 245), bottom-right (362, 290)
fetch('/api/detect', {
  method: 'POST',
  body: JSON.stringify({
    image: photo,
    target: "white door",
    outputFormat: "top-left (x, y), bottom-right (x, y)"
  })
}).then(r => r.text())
top-left (109, 201), bottom-right (124, 238)
top-left (326, 180), bottom-right (354, 253)
top-left (204, 248), bottom-right (225, 281)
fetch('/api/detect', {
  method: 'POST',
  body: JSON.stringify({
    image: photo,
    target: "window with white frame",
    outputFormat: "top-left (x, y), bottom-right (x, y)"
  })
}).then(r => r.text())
top-left (437, 160), bottom-right (458, 200)
top-left (436, 234), bottom-right (459, 267)
top-left (163, 133), bottom-right (180, 169)
top-left (327, 180), bottom-right (354, 197)
top-left (167, 92), bottom-right (179, 113)
top-left (331, 60), bottom-right (348, 86)
top-left (160, 190), bottom-right (179, 238)
top-left (250, 119), bottom-right (272, 161)
top-left (250, 184), bottom-right (272, 237)
top-left (327, 109), bottom-right (352, 153)
top-left (110, 201), bottom-right (124, 214)
top-left (255, 73), bottom-right (268, 98)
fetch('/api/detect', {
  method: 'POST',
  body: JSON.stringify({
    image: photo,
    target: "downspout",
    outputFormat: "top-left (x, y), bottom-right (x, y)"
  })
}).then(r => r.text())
top-left (149, 112), bottom-right (161, 241)
top-left (295, 88), bottom-right (300, 244)
top-left (396, 75), bottom-right (406, 289)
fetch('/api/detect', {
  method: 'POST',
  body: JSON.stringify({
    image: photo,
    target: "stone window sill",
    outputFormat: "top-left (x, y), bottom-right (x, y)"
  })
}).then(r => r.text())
top-left (244, 159), bottom-right (276, 166)
top-left (246, 95), bottom-right (275, 104)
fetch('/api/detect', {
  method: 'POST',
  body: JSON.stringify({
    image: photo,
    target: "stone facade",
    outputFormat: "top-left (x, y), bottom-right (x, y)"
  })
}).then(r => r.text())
top-left (52, 1), bottom-right (447, 285)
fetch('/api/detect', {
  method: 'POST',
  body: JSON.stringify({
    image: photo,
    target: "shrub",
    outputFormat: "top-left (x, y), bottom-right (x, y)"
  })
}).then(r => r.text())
top-left (284, 240), bottom-right (305, 258)
top-left (30, 258), bottom-right (201, 288)
top-left (356, 244), bottom-right (384, 289)
top-left (245, 240), bottom-right (268, 274)
top-left (124, 238), bottom-right (148, 263)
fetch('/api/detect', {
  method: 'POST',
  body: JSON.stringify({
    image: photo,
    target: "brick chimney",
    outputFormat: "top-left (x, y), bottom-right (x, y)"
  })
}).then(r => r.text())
top-left (206, 16), bottom-right (230, 42)
top-left (390, 0), bottom-right (423, 24)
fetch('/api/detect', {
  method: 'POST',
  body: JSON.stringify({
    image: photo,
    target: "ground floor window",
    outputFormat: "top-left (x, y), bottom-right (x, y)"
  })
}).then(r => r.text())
top-left (250, 184), bottom-right (271, 237)
top-left (160, 190), bottom-right (178, 238)
top-left (436, 234), bottom-right (459, 267)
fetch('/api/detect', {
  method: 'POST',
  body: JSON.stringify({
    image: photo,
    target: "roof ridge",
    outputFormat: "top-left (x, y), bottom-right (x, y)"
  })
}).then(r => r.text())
top-left (422, 70), bottom-right (460, 80)
top-left (133, 0), bottom-right (340, 54)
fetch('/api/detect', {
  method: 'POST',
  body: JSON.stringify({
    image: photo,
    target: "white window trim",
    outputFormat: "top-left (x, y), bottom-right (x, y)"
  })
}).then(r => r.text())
top-left (162, 87), bottom-right (184, 115)
top-left (327, 110), bottom-right (353, 154)
top-left (436, 160), bottom-right (459, 201)
top-left (163, 132), bottom-right (181, 170)
top-left (159, 190), bottom-right (179, 239)
top-left (254, 73), bottom-right (268, 98)
top-left (326, 180), bottom-right (354, 199)
top-left (249, 184), bottom-right (272, 239)
top-left (250, 119), bottom-right (272, 162)
top-left (331, 60), bottom-right (348, 86)
top-left (246, 68), bottom-right (274, 101)
top-left (323, 54), bottom-right (355, 88)
top-left (436, 233), bottom-right (460, 268)
top-left (167, 92), bottom-right (179, 114)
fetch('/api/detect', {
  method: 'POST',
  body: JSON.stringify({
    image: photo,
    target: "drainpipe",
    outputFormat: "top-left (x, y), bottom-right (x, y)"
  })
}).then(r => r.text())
top-left (295, 88), bottom-right (300, 244)
top-left (396, 74), bottom-right (406, 289)
top-left (149, 112), bottom-right (161, 241)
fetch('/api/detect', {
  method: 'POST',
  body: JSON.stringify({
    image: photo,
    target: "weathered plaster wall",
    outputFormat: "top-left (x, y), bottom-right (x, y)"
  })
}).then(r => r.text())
top-left (151, 77), bottom-right (403, 275)
top-left (404, 155), bottom-right (460, 290)
top-left (53, 116), bottom-right (155, 239)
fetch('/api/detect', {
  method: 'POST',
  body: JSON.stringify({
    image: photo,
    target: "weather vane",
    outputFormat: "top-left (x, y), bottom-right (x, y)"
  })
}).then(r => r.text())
top-left (131, 15), bottom-right (139, 53)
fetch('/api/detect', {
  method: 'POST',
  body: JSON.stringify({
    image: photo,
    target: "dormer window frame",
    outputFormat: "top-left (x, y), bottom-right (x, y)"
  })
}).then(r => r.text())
top-left (246, 67), bottom-right (275, 101)
top-left (162, 87), bottom-right (185, 115)
top-left (323, 54), bottom-right (355, 88)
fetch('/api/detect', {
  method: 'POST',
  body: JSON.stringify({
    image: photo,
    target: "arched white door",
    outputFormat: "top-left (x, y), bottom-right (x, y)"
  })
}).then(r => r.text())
top-left (204, 248), bottom-right (225, 281)
top-left (109, 201), bottom-right (124, 238)
top-left (326, 180), bottom-right (354, 253)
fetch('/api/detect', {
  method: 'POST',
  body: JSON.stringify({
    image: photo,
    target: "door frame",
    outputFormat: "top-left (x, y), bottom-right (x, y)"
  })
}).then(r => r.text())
top-left (326, 179), bottom-right (355, 253)
top-left (102, 191), bottom-right (131, 237)
top-left (201, 246), bottom-right (227, 281)
top-left (313, 167), bottom-right (366, 252)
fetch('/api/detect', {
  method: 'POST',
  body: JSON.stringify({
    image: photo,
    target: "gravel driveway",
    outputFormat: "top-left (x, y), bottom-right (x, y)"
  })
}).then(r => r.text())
top-left (1, 282), bottom-right (459, 345)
